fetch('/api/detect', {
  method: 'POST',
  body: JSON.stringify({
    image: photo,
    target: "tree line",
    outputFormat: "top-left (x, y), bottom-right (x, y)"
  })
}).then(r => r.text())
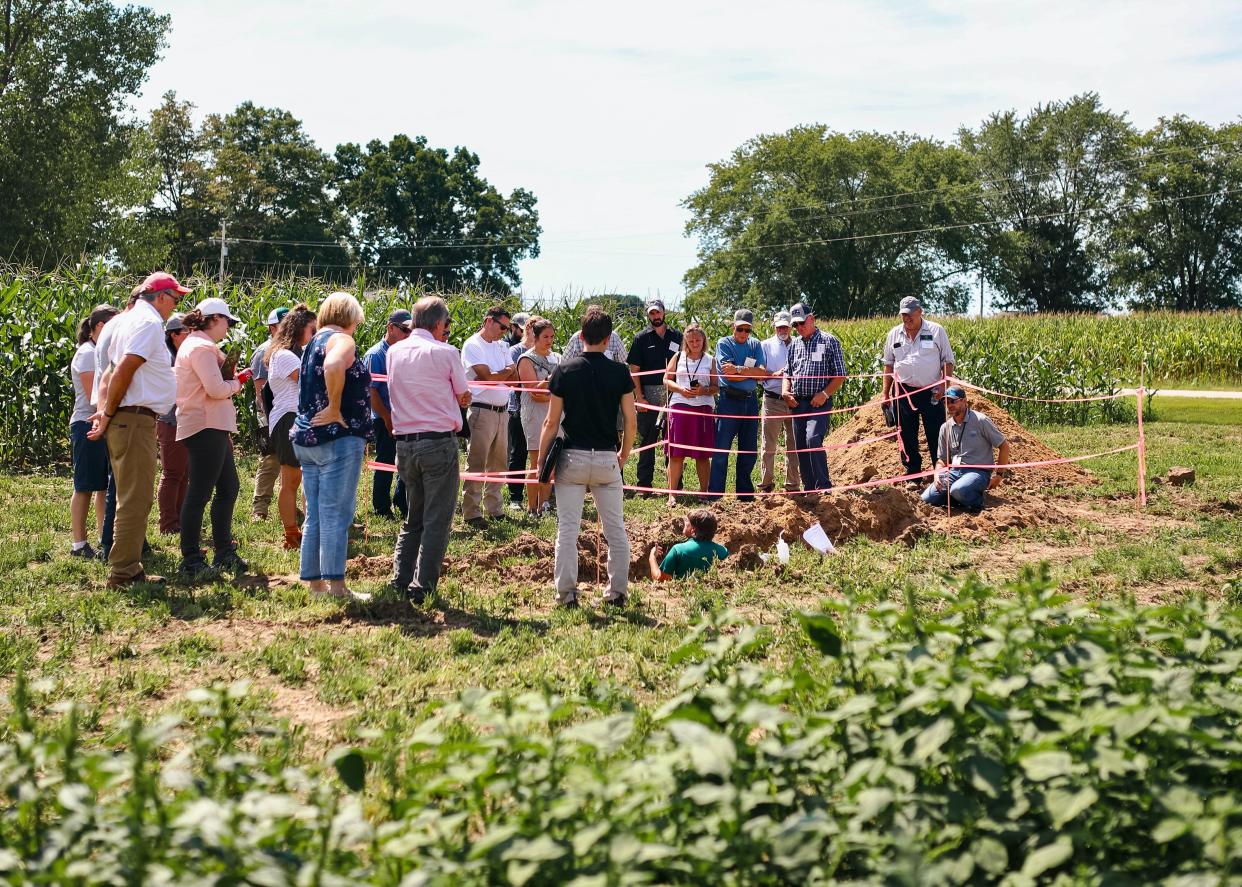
top-left (0, 0), bottom-right (541, 293)
top-left (683, 94), bottom-right (1242, 316)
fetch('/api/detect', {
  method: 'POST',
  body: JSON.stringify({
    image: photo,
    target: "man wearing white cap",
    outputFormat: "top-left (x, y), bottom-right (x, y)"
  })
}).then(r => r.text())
top-left (881, 296), bottom-right (955, 480)
top-left (249, 306), bottom-right (288, 520)
top-left (88, 271), bottom-right (189, 587)
top-left (758, 310), bottom-right (800, 494)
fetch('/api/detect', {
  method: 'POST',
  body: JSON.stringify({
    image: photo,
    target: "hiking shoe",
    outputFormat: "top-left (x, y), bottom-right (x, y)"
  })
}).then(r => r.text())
top-left (70, 543), bottom-right (98, 560)
top-left (465, 517), bottom-right (488, 531)
top-left (213, 548), bottom-right (249, 575)
top-left (603, 595), bottom-right (627, 608)
top-left (177, 559), bottom-right (219, 583)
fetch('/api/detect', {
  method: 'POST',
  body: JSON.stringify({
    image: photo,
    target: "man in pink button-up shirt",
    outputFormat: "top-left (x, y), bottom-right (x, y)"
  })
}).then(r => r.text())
top-left (386, 296), bottom-right (472, 605)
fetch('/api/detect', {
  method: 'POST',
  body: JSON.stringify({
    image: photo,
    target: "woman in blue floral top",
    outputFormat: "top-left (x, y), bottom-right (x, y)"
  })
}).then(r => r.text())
top-left (291, 291), bottom-right (373, 600)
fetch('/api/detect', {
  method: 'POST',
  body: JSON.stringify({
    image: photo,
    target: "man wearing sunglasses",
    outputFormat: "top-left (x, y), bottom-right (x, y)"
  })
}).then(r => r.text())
top-left (460, 305), bottom-right (519, 527)
top-left (88, 271), bottom-right (188, 587)
top-left (708, 309), bottom-right (774, 500)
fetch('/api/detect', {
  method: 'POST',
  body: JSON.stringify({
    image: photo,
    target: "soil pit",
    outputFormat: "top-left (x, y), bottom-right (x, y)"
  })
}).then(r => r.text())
top-left (826, 393), bottom-right (1094, 492)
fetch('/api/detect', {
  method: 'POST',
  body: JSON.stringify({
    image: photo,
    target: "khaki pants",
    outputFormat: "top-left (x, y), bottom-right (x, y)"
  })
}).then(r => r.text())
top-left (252, 451), bottom-right (280, 515)
top-left (553, 449), bottom-right (629, 605)
top-left (760, 395), bottom-right (801, 491)
top-left (106, 411), bottom-right (158, 582)
top-left (462, 405), bottom-right (508, 520)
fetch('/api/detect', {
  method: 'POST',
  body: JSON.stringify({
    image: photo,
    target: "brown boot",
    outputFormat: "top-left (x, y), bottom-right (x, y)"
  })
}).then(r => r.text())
top-left (283, 525), bottom-right (302, 550)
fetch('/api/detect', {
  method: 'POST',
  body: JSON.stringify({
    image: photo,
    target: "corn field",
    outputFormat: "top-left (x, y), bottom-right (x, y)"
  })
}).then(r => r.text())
top-left (3, 265), bottom-right (1240, 468)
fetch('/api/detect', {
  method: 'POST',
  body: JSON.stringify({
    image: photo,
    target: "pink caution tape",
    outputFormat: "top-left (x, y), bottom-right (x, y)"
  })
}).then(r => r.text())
top-left (658, 429), bottom-right (899, 456)
top-left (949, 377), bottom-right (1132, 403)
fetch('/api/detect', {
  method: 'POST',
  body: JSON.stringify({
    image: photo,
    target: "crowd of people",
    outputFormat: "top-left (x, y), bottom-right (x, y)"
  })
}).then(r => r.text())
top-left (67, 273), bottom-right (1012, 607)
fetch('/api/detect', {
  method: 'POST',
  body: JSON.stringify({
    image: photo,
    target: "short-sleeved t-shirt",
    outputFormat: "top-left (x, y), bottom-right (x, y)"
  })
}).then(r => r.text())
top-left (267, 348), bottom-right (302, 429)
top-left (937, 408), bottom-right (1005, 469)
top-left (626, 326), bottom-right (683, 380)
top-left (461, 331), bottom-right (513, 408)
top-left (363, 339), bottom-right (391, 417)
top-left (250, 343), bottom-right (269, 382)
top-left (715, 335), bottom-right (767, 394)
top-left (881, 319), bottom-right (954, 388)
top-left (660, 538), bottom-right (729, 578)
top-left (70, 342), bottom-right (96, 425)
top-left (547, 352), bottom-right (632, 450)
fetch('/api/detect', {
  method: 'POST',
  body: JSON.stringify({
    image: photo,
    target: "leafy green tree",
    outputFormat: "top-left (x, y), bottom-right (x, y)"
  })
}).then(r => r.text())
top-left (959, 93), bottom-right (1135, 312)
top-left (1108, 116), bottom-right (1242, 310)
top-left (197, 102), bottom-right (346, 279)
top-left (334, 134), bottom-right (541, 293)
top-left (0, 0), bottom-right (168, 266)
top-left (682, 126), bottom-right (986, 318)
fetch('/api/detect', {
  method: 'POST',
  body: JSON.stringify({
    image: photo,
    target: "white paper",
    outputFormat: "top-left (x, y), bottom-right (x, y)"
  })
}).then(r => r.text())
top-left (669, 341), bottom-right (680, 352)
top-left (921, 340), bottom-right (935, 350)
top-left (743, 357), bottom-right (756, 368)
top-left (802, 522), bottom-right (836, 554)
top-left (951, 455), bottom-right (962, 466)
top-left (812, 348), bottom-right (825, 361)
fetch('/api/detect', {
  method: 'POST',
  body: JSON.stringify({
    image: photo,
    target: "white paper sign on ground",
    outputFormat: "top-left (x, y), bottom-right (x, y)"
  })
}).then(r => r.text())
top-left (802, 522), bottom-right (836, 555)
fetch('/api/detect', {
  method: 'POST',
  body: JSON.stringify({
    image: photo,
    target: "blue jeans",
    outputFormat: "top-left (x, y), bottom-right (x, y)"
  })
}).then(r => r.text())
top-left (708, 395), bottom-right (760, 498)
top-left (793, 398), bottom-right (832, 490)
top-left (294, 435), bottom-right (365, 581)
top-left (921, 468), bottom-right (991, 510)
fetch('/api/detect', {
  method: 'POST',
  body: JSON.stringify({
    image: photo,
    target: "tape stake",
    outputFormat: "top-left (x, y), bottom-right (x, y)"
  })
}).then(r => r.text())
top-left (1136, 386), bottom-right (1147, 509)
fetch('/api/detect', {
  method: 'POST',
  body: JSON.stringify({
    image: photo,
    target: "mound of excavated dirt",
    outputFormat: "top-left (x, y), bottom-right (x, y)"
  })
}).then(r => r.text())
top-left (826, 393), bottom-right (1094, 492)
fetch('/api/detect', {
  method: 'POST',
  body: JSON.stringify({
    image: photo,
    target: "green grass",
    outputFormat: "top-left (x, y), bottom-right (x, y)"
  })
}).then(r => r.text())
top-left (1148, 395), bottom-right (1242, 425)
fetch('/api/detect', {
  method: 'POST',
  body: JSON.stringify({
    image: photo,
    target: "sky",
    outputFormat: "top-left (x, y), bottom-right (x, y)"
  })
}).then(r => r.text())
top-left (135, 0), bottom-right (1242, 305)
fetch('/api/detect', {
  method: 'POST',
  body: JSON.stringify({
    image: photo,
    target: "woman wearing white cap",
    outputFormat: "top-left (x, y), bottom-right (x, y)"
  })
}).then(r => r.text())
top-left (173, 297), bottom-right (253, 581)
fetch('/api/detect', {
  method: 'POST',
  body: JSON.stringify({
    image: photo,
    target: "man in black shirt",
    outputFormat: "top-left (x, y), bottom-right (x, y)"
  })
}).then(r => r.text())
top-left (626, 299), bottom-right (682, 493)
top-left (540, 305), bottom-right (636, 608)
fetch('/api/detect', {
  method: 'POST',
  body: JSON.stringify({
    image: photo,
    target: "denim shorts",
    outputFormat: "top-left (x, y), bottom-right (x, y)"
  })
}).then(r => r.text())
top-left (70, 420), bottom-right (110, 493)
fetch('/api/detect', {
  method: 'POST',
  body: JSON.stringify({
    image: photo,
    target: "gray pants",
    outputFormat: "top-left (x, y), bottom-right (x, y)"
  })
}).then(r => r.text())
top-left (554, 449), bottom-right (630, 605)
top-left (760, 395), bottom-right (801, 491)
top-left (462, 405), bottom-right (507, 520)
top-left (392, 436), bottom-right (460, 595)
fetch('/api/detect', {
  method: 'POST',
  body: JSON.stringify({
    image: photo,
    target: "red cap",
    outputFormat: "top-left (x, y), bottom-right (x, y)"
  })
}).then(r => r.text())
top-left (138, 272), bottom-right (191, 296)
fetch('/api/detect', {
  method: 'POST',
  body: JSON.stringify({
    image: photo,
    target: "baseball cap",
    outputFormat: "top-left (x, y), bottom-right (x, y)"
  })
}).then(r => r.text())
top-left (193, 297), bottom-right (241, 323)
top-left (899, 296), bottom-right (922, 314)
top-left (732, 308), bottom-right (754, 328)
top-left (789, 302), bottom-right (812, 323)
top-left (265, 307), bottom-right (289, 326)
top-left (646, 299), bottom-right (666, 314)
top-left (165, 313), bottom-right (186, 333)
top-left (944, 385), bottom-right (966, 400)
top-left (511, 311), bottom-right (530, 330)
top-left (138, 271), bottom-right (191, 296)
top-left (388, 309), bottom-right (413, 330)
top-left (773, 310), bottom-right (792, 328)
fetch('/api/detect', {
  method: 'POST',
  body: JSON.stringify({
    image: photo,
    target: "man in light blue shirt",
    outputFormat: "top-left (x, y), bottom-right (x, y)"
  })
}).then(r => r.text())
top-left (364, 309), bottom-right (412, 519)
top-left (708, 309), bottom-right (773, 500)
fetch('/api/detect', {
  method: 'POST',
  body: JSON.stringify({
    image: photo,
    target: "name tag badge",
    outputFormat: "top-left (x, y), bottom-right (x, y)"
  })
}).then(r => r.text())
top-left (669, 341), bottom-right (680, 352)
top-left (743, 357), bottom-right (756, 368)
top-left (951, 455), bottom-right (962, 466)
top-left (921, 340), bottom-right (935, 350)
top-left (812, 348), bottom-right (825, 361)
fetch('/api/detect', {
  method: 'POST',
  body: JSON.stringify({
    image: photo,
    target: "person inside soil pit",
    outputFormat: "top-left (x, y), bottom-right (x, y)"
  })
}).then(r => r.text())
top-left (648, 509), bottom-right (729, 580)
top-left (921, 385), bottom-right (1011, 514)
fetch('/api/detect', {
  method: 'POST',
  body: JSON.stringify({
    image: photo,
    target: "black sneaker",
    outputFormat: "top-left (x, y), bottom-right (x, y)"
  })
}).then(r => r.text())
top-left (178, 558), bottom-right (219, 583)
top-left (96, 544), bottom-right (109, 562)
top-left (213, 548), bottom-right (248, 574)
top-left (70, 543), bottom-right (98, 560)
top-left (142, 538), bottom-right (154, 556)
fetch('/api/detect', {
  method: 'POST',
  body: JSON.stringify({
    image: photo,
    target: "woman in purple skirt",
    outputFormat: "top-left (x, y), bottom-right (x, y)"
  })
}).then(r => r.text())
top-left (663, 323), bottom-right (718, 505)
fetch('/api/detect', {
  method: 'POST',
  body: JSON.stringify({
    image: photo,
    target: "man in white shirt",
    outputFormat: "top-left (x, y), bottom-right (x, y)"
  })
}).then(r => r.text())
top-left (460, 305), bottom-right (518, 527)
top-left (758, 310), bottom-right (801, 493)
top-left (89, 272), bottom-right (188, 588)
top-left (880, 296), bottom-right (956, 479)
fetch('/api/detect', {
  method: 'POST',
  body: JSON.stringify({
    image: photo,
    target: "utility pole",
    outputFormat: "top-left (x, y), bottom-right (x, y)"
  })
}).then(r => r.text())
top-left (978, 266), bottom-right (984, 319)
top-left (218, 219), bottom-right (228, 293)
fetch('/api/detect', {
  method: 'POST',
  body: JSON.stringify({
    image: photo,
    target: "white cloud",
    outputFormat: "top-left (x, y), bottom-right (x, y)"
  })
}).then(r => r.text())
top-left (138, 0), bottom-right (1242, 302)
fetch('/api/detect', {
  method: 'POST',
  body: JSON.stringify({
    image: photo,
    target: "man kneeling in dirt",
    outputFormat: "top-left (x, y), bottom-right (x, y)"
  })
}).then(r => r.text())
top-left (921, 385), bottom-right (1011, 515)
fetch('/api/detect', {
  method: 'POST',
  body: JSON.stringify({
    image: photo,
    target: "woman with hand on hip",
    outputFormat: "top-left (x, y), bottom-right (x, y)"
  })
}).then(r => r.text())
top-left (173, 297), bottom-right (252, 581)
top-left (264, 304), bottom-right (317, 549)
top-left (291, 292), bottom-right (372, 600)
top-left (517, 316), bottom-right (558, 518)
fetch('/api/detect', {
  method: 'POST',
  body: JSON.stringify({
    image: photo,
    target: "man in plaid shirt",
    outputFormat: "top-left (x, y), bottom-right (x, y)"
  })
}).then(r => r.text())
top-left (780, 302), bottom-right (845, 491)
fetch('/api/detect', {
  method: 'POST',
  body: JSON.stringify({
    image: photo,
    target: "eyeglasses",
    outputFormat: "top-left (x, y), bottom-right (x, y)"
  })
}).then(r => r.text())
top-left (735, 326), bottom-right (752, 334)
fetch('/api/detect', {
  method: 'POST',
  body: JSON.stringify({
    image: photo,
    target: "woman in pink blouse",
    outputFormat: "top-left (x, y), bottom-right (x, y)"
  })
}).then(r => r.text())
top-left (174, 297), bottom-right (253, 581)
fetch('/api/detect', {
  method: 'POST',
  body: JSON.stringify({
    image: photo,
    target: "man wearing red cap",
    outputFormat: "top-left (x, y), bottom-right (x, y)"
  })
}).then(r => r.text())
top-left (89, 272), bottom-right (189, 587)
